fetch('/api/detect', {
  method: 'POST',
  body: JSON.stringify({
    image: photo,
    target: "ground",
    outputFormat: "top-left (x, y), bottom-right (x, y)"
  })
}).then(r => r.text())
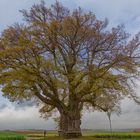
top-left (1, 130), bottom-right (140, 140)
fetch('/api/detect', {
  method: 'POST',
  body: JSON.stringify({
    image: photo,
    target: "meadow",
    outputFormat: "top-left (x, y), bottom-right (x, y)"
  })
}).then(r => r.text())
top-left (0, 131), bottom-right (25, 140)
top-left (1, 130), bottom-right (140, 140)
top-left (38, 133), bottom-right (140, 140)
top-left (22, 130), bottom-right (140, 140)
top-left (38, 131), bottom-right (140, 140)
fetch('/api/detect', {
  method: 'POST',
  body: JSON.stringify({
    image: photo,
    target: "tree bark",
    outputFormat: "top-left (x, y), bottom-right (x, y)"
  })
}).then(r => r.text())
top-left (58, 111), bottom-right (82, 138)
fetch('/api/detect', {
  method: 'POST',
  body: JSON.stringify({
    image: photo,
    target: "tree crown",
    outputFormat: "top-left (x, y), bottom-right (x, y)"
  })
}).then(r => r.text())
top-left (0, 1), bottom-right (140, 116)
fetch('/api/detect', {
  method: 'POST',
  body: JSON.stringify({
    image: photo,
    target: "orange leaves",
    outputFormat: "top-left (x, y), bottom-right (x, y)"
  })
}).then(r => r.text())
top-left (0, 1), bottom-right (140, 117)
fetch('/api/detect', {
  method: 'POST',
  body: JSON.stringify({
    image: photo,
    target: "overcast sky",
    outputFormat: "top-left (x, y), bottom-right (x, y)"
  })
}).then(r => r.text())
top-left (0, 0), bottom-right (140, 130)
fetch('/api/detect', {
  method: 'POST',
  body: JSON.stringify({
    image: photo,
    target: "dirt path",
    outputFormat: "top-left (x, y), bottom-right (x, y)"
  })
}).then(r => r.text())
top-left (26, 137), bottom-right (41, 140)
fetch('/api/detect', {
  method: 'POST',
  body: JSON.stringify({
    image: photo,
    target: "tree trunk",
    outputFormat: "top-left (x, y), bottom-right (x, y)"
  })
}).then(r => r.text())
top-left (107, 112), bottom-right (112, 133)
top-left (58, 111), bottom-right (82, 138)
top-left (109, 116), bottom-right (112, 133)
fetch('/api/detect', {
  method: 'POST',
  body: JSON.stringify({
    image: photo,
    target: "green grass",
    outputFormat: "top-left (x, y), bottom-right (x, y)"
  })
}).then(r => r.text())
top-left (26, 130), bottom-right (58, 138)
top-left (0, 131), bottom-right (25, 140)
top-left (84, 132), bottom-right (140, 139)
top-left (31, 132), bottom-right (140, 140)
top-left (1, 130), bottom-right (140, 140)
top-left (39, 136), bottom-right (140, 140)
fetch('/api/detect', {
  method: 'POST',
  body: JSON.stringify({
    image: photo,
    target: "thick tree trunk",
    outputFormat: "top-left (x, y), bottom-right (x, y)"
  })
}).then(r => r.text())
top-left (58, 111), bottom-right (82, 138)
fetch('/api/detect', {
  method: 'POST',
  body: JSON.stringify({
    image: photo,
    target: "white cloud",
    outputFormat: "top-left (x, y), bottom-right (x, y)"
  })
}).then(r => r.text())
top-left (0, 98), bottom-right (140, 130)
top-left (0, 0), bottom-right (53, 31)
top-left (0, 105), bottom-right (56, 130)
top-left (62, 0), bottom-right (140, 34)
top-left (82, 99), bottom-right (140, 130)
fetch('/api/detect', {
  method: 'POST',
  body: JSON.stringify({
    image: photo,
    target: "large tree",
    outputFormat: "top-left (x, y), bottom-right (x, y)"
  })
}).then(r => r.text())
top-left (0, 1), bottom-right (140, 138)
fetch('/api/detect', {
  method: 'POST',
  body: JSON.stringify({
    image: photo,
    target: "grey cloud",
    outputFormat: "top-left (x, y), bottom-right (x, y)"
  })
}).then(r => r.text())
top-left (0, 97), bottom-right (140, 130)
top-left (0, 106), bottom-right (56, 130)
top-left (13, 100), bottom-right (37, 110)
top-left (81, 98), bottom-right (140, 130)
top-left (0, 104), bottom-right (7, 111)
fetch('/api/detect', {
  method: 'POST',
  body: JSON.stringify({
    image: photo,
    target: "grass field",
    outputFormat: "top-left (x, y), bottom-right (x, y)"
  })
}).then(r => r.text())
top-left (39, 137), bottom-right (140, 140)
top-left (1, 130), bottom-right (140, 140)
top-left (0, 131), bottom-right (25, 140)
top-left (25, 130), bottom-right (140, 140)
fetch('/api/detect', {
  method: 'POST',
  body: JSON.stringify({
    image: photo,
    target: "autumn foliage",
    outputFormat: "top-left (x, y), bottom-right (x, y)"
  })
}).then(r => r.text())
top-left (0, 1), bottom-right (140, 138)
